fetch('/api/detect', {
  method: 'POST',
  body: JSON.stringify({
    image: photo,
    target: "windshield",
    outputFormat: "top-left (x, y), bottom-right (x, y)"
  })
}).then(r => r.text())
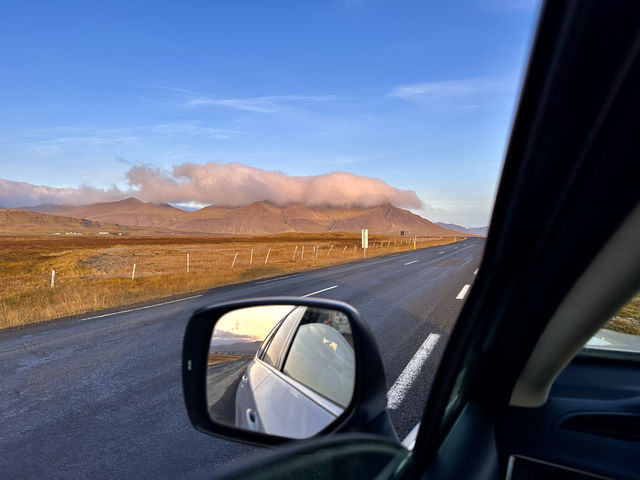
top-left (0, 1), bottom-right (540, 477)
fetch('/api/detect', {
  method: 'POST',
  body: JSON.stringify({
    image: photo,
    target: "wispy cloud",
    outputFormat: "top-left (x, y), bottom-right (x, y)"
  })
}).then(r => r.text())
top-left (150, 122), bottom-right (242, 139)
top-left (390, 78), bottom-right (514, 109)
top-left (186, 94), bottom-right (337, 113)
top-left (155, 85), bottom-right (337, 113)
top-left (2, 122), bottom-right (242, 151)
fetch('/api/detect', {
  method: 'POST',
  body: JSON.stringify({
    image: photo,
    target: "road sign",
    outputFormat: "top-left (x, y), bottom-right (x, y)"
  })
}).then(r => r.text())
top-left (361, 229), bottom-right (368, 249)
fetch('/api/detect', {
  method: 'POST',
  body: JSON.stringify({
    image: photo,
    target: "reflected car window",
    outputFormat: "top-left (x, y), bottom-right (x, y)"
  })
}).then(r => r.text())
top-left (283, 322), bottom-right (355, 408)
top-left (262, 308), bottom-right (301, 368)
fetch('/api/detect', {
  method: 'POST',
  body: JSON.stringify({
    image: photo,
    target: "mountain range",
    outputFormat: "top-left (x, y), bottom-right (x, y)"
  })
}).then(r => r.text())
top-left (436, 222), bottom-right (488, 236)
top-left (4, 197), bottom-right (468, 236)
top-left (0, 208), bottom-right (141, 235)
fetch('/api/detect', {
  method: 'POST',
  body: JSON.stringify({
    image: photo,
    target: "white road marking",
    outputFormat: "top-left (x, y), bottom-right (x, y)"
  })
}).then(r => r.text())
top-left (404, 260), bottom-right (418, 265)
top-left (387, 333), bottom-right (440, 409)
top-left (302, 285), bottom-right (338, 297)
top-left (474, 268), bottom-right (478, 275)
top-left (256, 274), bottom-right (302, 284)
top-left (438, 251), bottom-right (445, 255)
top-left (78, 294), bottom-right (203, 322)
top-left (456, 284), bottom-right (471, 300)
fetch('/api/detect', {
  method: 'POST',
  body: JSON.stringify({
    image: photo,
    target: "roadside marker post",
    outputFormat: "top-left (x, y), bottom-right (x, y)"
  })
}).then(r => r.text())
top-left (327, 244), bottom-right (334, 256)
top-left (231, 252), bottom-right (237, 269)
top-left (265, 247), bottom-right (271, 264)
top-left (50, 269), bottom-right (55, 288)
top-left (250, 249), bottom-right (253, 266)
top-left (131, 263), bottom-right (136, 280)
top-left (187, 253), bottom-right (190, 273)
top-left (342, 245), bottom-right (347, 255)
top-left (292, 245), bottom-right (297, 261)
top-left (361, 229), bottom-right (368, 259)
top-left (301, 245), bottom-right (304, 259)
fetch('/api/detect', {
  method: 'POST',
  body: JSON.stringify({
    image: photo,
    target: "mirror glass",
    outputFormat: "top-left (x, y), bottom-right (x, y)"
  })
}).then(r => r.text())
top-left (206, 304), bottom-right (355, 439)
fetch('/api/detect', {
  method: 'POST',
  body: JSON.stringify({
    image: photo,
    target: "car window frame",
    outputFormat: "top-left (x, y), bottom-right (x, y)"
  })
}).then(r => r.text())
top-left (261, 307), bottom-right (305, 369)
top-left (257, 320), bottom-right (281, 361)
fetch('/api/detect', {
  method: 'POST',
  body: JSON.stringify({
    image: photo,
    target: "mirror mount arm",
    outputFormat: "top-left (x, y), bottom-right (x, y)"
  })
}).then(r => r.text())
top-left (342, 409), bottom-right (399, 443)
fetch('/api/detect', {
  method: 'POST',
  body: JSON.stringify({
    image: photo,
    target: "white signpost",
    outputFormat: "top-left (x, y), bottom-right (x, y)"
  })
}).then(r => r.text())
top-left (361, 229), bottom-right (368, 258)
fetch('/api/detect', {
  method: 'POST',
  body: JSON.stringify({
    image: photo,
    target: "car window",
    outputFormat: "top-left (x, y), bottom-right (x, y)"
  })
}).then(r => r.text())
top-left (0, 1), bottom-right (541, 476)
top-left (282, 309), bottom-right (355, 408)
top-left (262, 307), bottom-right (303, 368)
top-left (583, 291), bottom-right (640, 356)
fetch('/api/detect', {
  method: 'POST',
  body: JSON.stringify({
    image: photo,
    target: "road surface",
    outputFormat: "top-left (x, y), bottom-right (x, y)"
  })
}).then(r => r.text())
top-left (0, 237), bottom-right (484, 479)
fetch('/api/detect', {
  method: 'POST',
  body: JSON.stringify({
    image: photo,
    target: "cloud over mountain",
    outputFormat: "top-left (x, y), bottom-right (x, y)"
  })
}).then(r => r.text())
top-left (0, 162), bottom-right (422, 209)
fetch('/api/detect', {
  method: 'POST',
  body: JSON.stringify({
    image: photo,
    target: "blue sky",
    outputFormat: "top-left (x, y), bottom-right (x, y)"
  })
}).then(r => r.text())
top-left (0, 0), bottom-right (539, 226)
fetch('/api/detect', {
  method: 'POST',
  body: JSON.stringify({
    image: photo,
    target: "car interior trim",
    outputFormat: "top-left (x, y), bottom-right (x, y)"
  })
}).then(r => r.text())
top-left (506, 455), bottom-right (615, 480)
top-left (510, 202), bottom-right (640, 407)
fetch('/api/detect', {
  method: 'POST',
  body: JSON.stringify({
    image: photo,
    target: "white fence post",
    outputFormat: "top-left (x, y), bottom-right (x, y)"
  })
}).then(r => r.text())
top-left (342, 245), bottom-right (347, 255)
top-left (231, 252), bottom-right (238, 269)
top-left (187, 253), bottom-right (190, 273)
top-left (265, 247), bottom-right (271, 264)
top-left (292, 245), bottom-right (298, 261)
top-left (131, 263), bottom-right (136, 280)
top-left (327, 244), bottom-right (334, 256)
top-left (250, 248), bottom-right (253, 266)
top-left (50, 269), bottom-right (55, 288)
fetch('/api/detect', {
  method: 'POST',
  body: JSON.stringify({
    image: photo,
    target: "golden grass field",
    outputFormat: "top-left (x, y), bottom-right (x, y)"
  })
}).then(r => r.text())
top-left (605, 292), bottom-right (640, 335)
top-left (0, 233), bottom-right (463, 329)
top-left (208, 354), bottom-right (244, 365)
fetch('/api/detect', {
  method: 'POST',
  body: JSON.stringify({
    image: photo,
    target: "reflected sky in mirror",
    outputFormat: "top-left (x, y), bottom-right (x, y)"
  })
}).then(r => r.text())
top-left (210, 305), bottom-right (295, 353)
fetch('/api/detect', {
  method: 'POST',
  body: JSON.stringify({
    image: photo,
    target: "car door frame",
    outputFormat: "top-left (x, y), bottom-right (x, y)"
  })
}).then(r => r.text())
top-left (412, 0), bottom-right (640, 477)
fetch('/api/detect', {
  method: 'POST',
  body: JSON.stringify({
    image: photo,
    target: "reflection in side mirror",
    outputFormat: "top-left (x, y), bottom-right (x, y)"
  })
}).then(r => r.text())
top-left (206, 304), bottom-right (355, 440)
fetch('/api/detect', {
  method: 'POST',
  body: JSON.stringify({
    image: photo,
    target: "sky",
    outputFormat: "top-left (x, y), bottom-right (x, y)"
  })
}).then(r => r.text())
top-left (0, 0), bottom-right (540, 227)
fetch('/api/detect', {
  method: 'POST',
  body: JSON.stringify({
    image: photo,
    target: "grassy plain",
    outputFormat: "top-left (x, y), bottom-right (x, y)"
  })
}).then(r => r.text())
top-left (605, 292), bottom-right (640, 335)
top-left (0, 233), bottom-right (462, 329)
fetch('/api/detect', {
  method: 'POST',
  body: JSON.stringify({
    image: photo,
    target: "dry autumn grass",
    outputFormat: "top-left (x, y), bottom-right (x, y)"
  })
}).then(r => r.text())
top-left (0, 233), bottom-right (463, 329)
top-left (605, 292), bottom-right (640, 335)
top-left (208, 354), bottom-right (244, 365)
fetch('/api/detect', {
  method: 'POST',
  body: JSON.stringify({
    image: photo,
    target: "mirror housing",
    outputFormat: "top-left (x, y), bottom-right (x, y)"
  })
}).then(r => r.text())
top-left (182, 297), bottom-right (396, 446)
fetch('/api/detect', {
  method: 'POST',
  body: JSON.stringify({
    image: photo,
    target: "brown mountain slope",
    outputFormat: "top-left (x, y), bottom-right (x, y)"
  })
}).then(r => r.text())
top-left (22, 198), bottom-right (462, 236)
top-left (0, 209), bottom-right (133, 235)
top-left (37, 197), bottom-right (188, 230)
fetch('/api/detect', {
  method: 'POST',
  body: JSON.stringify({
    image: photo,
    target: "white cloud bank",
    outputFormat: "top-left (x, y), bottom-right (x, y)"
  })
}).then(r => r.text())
top-left (0, 162), bottom-right (422, 209)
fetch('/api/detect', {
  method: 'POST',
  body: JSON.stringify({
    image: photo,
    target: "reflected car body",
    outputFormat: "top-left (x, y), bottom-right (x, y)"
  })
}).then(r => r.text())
top-left (235, 306), bottom-right (354, 439)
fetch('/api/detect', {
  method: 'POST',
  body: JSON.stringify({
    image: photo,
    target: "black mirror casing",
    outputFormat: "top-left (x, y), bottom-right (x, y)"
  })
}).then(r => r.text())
top-left (182, 297), bottom-right (396, 447)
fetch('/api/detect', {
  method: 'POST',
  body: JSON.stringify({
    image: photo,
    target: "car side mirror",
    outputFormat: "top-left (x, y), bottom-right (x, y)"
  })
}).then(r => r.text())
top-left (182, 297), bottom-right (396, 446)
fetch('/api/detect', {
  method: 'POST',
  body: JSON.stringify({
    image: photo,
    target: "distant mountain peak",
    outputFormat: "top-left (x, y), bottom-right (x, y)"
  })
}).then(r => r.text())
top-left (117, 197), bottom-right (144, 204)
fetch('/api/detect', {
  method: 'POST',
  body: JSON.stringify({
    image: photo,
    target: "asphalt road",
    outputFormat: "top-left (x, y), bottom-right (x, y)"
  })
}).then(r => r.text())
top-left (207, 358), bottom-right (251, 426)
top-left (0, 237), bottom-right (484, 479)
